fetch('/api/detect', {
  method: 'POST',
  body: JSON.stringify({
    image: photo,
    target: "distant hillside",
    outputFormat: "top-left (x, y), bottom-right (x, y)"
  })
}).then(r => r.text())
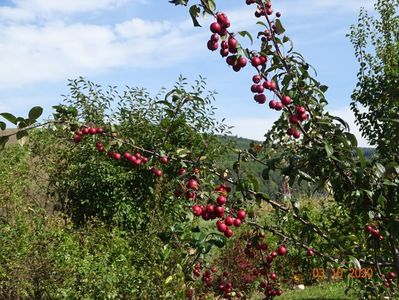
top-left (219, 135), bottom-right (375, 159)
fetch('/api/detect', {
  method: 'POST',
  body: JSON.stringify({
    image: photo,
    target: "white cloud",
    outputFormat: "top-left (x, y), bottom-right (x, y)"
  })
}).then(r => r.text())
top-left (0, 16), bottom-right (207, 90)
top-left (115, 18), bottom-right (172, 39)
top-left (6, 0), bottom-right (130, 17)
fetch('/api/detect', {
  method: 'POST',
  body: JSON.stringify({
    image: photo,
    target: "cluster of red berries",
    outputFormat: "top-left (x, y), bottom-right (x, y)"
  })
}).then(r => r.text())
top-left (192, 263), bottom-right (236, 297)
top-left (365, 225), bottom-right (384, 240)
top-left (72, 128), bottom-right (174, 179)
top-left (207, 12), bottom-right (250, 72)
top-left (190, 184), bottom-right (246, 238)
top-left (260, 281), bottom-right (283, 297)
top-left (217, 280), bottom-right (234, 297)
top-left (382, 271), bottom-right (396, 288)
top-left (246, 0), bottom-right (276, 18)
top-left (72, 126), bottom-right (104, 143)
top-left (205, 2), bottom-right (309, 140)
top-left (241, 236), bottom-right (286, 297)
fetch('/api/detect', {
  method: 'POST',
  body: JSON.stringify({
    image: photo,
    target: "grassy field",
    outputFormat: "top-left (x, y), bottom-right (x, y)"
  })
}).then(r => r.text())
top-left (278, 282), bottom-right (356, 300)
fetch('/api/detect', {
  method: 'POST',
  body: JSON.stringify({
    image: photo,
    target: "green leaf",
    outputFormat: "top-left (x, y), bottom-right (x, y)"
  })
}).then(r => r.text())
top-left (344, 133), bottom-right (358, 148)
top-left (320, 85), bottom-right (329, 92)
top-left (356, 148), bottom-right (366, 168)
top-left (375, 162), bottom-right (385, 177)
top-left (262, 168), bottom-right (269, 180)
top-left (0, 113), bottom-right (17, 124)
top-left (168, 0), bottom-right (189, 5)
top-left (256, 21), bottom-right (268, 28)
top-left (247, 173), bottom-right (260, 192)
top-left (176, 148), bottom-right (190, 158)
top-left (201, 0), bottom-right (216, 14)
top-left (274, 19), bottom-right (285, 35)
top-left (189, 5), bottom-right (201, 27)
top-left (165, 275), bottom-right (173, 285)
top-left (298, 170), bottom-right (314, 182)
top-left (208, 234), bottom-right (226, 248)
top-left (238, 31), bottom-right (253, 45)
top-left (0, 121), bottom-right (6, 130)
top-left (0, 136), bottom-right (9, 149)
top-left (28, 106), bottom-right (43, 120)
top-left (348, 256), bottom-right (361, 269)
top-left (325, 142), bottom-right (334, 157)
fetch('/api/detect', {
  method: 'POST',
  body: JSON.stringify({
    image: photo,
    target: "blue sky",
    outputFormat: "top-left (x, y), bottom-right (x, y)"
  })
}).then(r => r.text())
top-left (0, 0), bottom-right (374, 146)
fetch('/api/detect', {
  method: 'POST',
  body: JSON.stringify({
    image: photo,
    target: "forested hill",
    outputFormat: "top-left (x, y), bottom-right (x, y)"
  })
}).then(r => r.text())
top-left (219, 135), bottom-right (375, 159)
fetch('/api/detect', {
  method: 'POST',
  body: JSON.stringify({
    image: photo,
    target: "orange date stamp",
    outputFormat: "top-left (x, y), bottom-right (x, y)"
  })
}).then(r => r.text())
top-left (312, 267), bottom-right (374, 279)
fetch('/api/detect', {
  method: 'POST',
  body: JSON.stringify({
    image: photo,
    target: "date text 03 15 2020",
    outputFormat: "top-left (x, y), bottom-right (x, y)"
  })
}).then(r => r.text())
top-left (312, 268), bottom-right (374, 279)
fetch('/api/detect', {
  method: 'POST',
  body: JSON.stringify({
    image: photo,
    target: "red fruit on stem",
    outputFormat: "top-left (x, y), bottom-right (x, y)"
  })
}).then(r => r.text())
top-left (154, 168), bottom-right (162, 177)
top-left (192, 205), bottom-right (203, 216)
top-left (207, 40), bottom-right (218, 51)
top-left (96, 128), bottom-right (104, 134)
top-left (251, 56), bottom-right (261, 67)
top-left (238, 56), bottom-right (247, 67)
top-left (293, 130), bottom-right (301, 139)
top-left (82, 128), bottom-right (89, 135)
top-left (299, 113), bottom-right (309, 121)
top-left (185, 191), bottom-right (196, 201)
top-left (270, 272), bottom-right (277, 280)
top-left (307, 248), bottom-right (315, 256)
top-left (217, 222), bottom-right (228, 232)
top-left (220, 48), bottom-right (229, 57)
top-left (233, 218), bottom-right (241, 227)
top-left (274, 102), bottom-right (283, 111)
top-left (177, 168), bottom-right (186, 176)
top-left (271, 251), bottom-right (278, 258)
top-left (259, 55), bottom-right (267, 65)
top-left (276, 12), bottom-right (281, 17)
top-left (232, 65), bottom-right (241, 72)
top-left (226, 56), bottom-right (235, 66)
top-left (228, 37), bottom-right (238, 48)
top-left (277, 245), bottom-right (287, 256)
top-left (160, 156), bottom-right (168, 164)
top-left (206, 204), bottom-right (214, 213)
top-left (289, 115), bottom-right (300, 124)
top-left (225, 216), bottom-right (234, 226)
top-left (269, 100), bottom-right (277, 109)
top-left (210, 22), bottom-right (221, 34)
top-left (269, 81), bottom-right (277, 90)
top-left (296, 105), bottom-right (306, 114)
top-left (210, 33), bottom-right (219, 42)
top-left (281, 96), bottom-right (292, 105)
top-left (217, 195), bottom-right (227, 205)
top-left (73, 135), bottom-right (82, 143)
top-left (253, 75), bottom-right (261, 83)
top-left (187, 179), bottom-right (199, 190)
top-left (88, 127), bottom-right (96, 135)
top-left (215, 206), bottom-right (224, 217)
top-left (254, 94), bottom-right (266, 104)
top-left (224, 228), bottom-right (233, 238)
top-left (236, 209), bottom-right (246, 220)
top-left (124, 152), bottom-right (132, 159)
